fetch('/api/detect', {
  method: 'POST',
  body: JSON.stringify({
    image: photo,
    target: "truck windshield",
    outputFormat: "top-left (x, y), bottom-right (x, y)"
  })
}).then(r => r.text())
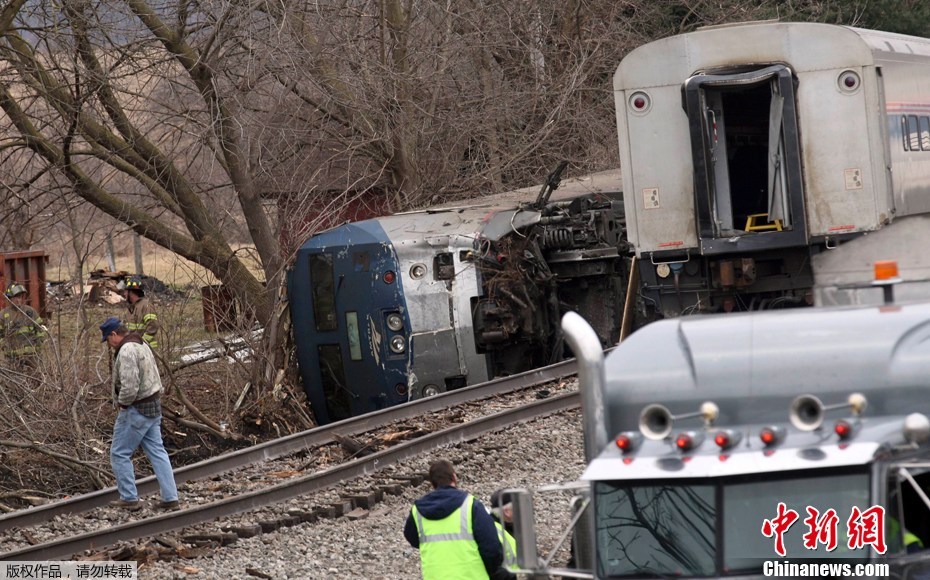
top-left (594, 471), bottom-right (870, 578)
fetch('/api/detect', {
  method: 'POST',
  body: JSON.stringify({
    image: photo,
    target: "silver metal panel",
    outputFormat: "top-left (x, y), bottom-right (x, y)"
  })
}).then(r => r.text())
top-left (798, 67), bottom-right (881, 236)
top-left (814, 214), bottom-right (930, 305)
top-left (450, 235), bottom-right (489, 384)
top-left (409, 329), bottom-right (461, 394)
top-left (393, 233), bottom-right (489, 390)
top-left (869, 55), bottom-right (930, 216)
top-left (615, 82), bottom-right (697, 254)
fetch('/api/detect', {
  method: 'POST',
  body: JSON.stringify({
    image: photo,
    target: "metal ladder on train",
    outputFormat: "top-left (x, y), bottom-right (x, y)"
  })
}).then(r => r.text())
top-left (744, 213), bottom-right (783, 232)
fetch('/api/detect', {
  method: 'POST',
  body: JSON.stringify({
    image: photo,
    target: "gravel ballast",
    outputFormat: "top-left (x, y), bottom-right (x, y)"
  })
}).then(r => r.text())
top-left (140, 408), bottom-right (585, 579)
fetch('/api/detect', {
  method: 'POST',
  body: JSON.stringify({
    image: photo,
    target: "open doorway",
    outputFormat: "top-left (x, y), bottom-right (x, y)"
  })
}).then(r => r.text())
top-left (686, 64), bottom-right (800, 241)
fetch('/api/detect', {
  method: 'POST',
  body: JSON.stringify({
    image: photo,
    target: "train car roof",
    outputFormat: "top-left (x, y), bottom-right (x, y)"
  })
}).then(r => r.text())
top-left (323, 169), bottom-right (622, 244)
top-left (602, 302), bottom-right (930, 438)
top-left (614, 21), bottom-right (930, 90)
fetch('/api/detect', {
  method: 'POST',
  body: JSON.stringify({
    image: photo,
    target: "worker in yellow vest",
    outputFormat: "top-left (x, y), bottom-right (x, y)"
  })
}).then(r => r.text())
top-left (489, 489), bottom-right (518, 579)
top-left (404, 459), bottom-right (503, 579)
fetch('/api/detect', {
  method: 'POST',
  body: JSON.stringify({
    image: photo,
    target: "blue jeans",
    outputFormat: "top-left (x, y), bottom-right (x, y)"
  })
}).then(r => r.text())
top-left (110, 407), bottom-right (178, 502)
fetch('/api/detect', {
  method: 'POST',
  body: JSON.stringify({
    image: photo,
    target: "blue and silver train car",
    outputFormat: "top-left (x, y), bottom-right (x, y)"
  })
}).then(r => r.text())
top-left (615, 22), bottom-right (930, 317)
top-left (289, 171), bottom-right (626, 424)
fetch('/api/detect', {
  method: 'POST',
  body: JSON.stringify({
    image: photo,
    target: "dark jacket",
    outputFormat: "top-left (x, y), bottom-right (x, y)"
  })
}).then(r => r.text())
top-left (404, 485), bottom-right (503, 575)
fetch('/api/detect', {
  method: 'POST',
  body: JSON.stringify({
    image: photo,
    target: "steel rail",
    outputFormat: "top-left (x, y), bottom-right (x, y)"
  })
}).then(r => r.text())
top-left (0, 391), bottom-right (580, 561)
top-left (0, 358), bottom-right (578, 532)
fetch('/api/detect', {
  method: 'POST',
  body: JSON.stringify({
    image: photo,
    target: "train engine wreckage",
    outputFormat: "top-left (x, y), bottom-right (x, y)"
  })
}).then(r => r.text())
top-left (289, 169), bottom-right (628, 424)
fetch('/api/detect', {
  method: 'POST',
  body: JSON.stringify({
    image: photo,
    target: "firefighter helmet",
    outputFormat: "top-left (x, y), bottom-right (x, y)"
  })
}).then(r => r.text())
top-left (5, 283), bottom-right (26, 298)
top-left (124, 277), bottom-right (144, 295)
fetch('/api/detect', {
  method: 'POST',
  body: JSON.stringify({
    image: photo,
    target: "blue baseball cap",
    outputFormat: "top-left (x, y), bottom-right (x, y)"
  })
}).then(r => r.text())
top-left (99, 317), bottom-right (122, 342)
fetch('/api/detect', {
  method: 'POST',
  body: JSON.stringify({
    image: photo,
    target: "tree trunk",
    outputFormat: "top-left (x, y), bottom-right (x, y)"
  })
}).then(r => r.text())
top-left (133, 233), bottom-right (144, 275)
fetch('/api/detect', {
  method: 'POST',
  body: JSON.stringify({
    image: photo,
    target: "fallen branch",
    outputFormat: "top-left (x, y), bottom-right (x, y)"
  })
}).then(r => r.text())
top-left (163, 409), bottom-right (241, 441)
top-left (0, 439), bottom-right (110, 478)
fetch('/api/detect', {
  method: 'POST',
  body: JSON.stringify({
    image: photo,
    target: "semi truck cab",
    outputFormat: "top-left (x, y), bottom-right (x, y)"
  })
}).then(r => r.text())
top-left (509, 300), bottom-right (930, 579)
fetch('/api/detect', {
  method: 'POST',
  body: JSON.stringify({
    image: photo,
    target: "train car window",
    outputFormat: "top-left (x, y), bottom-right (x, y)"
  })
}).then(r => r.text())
top-left (920, 117), bottom-right (930, 151)
top-left (903, 116), bottom-right (910, 151)
top-left (346, 312), bottom-right (362, 361)
top-left (907, 115), bottom-right (921, 151)
top-left (318, 344), bottom-right (352, 421)
top-left (309, 254), bottom-right (337, 332)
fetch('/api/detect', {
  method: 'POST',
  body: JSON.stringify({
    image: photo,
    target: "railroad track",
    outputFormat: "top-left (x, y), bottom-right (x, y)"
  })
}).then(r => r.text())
top-left (0, 361), bottom-right (580, 560)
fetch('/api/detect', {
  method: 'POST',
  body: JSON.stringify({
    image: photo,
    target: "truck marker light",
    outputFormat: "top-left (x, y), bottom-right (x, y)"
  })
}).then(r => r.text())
top-left (674, 431), bottom-right (704, 451)
top-left (383, 270), bottom-right (396, 284)
top-left (622, 457), bottom-right (634, 465)
top-left (615, 431), bottom-right (642, 453)
top-left (759, 426), bottom-right (786, 446)
top-left (714, 429), bottom-right (742, 450)
top-left (834, 420), bottom-right (853, 439)
top-left (616, 435), bottom-right (633, 452)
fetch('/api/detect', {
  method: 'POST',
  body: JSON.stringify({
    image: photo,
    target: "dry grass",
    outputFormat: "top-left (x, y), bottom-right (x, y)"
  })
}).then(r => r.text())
top-left (46, 241), bottom-right (264, 288)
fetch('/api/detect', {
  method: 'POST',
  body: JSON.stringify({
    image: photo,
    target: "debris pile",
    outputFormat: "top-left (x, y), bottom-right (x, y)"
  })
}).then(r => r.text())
top-left (46, 270), bottom-right (178, 306)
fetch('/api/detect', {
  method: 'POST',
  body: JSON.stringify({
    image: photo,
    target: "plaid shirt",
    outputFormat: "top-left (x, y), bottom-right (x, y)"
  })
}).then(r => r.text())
top-left (132, 397), bottom-right (161, 418)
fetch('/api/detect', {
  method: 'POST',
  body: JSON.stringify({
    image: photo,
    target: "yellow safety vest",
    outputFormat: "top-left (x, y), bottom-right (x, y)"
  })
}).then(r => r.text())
top-left (495, 521), bottom-right (518, 571)
top-left (412, 494), bottom-right (490, 580)
top-left (888, 516), bottom-right (924, 551)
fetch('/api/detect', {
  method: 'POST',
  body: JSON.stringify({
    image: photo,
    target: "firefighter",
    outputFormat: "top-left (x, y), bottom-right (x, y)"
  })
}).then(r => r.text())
top-left (121, 277), bottom-right (159, 348)
top-left (0, 283), bottom-right (46, 371)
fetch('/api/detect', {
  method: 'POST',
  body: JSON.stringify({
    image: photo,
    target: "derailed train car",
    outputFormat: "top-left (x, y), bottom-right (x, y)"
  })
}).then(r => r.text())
top-left (616, 21), bottom-right (930, 317)
top-left (289, 170), bottom-right (628, 424)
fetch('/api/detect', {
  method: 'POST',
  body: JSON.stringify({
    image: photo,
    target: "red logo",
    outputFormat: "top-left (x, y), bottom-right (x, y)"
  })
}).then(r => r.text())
top-left (847, 506), bottom-right (887, 554)
top-left (761, 502), bottom-right (800, 557)
top-left (802, 507), bottom-right (839, 551)
top-left (763, 504), bottom-right (886, 556)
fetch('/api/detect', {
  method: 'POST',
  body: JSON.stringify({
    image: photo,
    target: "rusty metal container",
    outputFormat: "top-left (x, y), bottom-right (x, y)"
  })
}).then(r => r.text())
top-left (201, 284), bottom-right (238, 332)
top-left (0, 250), bottom-right (48, 317)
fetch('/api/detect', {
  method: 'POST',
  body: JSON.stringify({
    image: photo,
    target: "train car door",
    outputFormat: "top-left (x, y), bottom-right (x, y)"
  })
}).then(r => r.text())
top-left (683, 64), bottom-right (808, 254)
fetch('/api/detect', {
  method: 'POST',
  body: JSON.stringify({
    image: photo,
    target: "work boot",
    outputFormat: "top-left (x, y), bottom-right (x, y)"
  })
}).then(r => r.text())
top-left (109, 499), bottom-right (142, 511)
top-left (156, 500), bottom-right (180, 510)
